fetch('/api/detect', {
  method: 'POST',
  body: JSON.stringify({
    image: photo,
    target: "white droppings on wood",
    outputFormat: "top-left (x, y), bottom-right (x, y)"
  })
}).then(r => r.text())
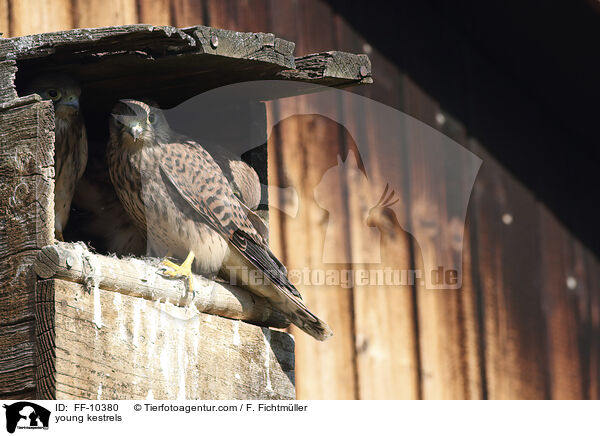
top-left (113, 292), bottom-right (127, 341)
top-left (97, 383), bottom-right (102, 400)
top-left (76, 242), bottom-right (103, 330)
top-left (132, 298), bottom-right (143, 347)
top-left (147, 305), bottom-right (159, 360)
top-left (146, 389), bottom-right (154, 400)
top-left (235, 373), bottom-right (241, 380)
top-left (93, 281), bottom-right (102, 329)
top-left (262, 327), bottom-right (273, 392)
top-left (160, 342), bottom-right (171, 384)
top-left (232, 320), bottom-right (241, 346)
top-left (177, 326), bottom-right (186, 400)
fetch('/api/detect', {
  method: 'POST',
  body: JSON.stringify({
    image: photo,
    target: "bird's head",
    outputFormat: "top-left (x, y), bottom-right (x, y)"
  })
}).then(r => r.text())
top-left (25, 73), bottom-right (82, 117)
top-left (110, 99), bottom-right (169, 148)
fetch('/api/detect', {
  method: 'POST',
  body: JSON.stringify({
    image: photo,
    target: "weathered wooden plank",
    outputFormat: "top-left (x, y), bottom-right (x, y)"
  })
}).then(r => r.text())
top-left (0, 0), bottom-right (9, 37)
top-left (539, 206), bottom-right (598, 399)
top-left (206, 0), bottom-right (270, 34)
top-left (583, 247), bottom-right (600, 399)
top-left (0, 100), bottom-right (55, 256)
top-left (269, 101), bottom-right (357, 399)
top-left (0, 59), bottom-right (17, 102)
top-left (0, 251), bottom-right (37, 325)
top-left (0, 390), bottom-right (36, 400)
top-left (267, 0), bottom-right (357, 400)
top-left (0, 99), bottom-right (54, 398)
top-left (436, 110), bottom-right (485, 400)
top-left (34, 279), bottom-right (55, 400)
top-left (402, 77), bottom-right (483, 399)
top-left (182, 25), bottom-right (295, 68)
top-left (137, 0), bottom-right (172, 26)
top-left (332, 16), bottom-right (419, 399)
top-left (41, 279), bottom-right (294, 400)
top-left (72, 0), bottom-right (138, 29)
top-left (280, 51), bottom-right (372, 86)
top-left (171, 0), bottom-right (206, 28)
top-left (472, 143), bottom-right (550, 399)
top-left (0, 321), bottom-right (36, 396)
top-left (5, 23), bottom-right (369, 114)
top-left (0, 25), bottom-right (196, 60)
top-left (33, 242), bottom-right (289, 328)
top-left (9, 0), bottom-right (73, 37)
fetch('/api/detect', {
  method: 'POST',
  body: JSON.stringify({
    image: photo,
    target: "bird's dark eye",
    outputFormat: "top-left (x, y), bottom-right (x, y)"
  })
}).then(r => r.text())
top-left (47, 89), bottom-right (60, 100)
top-left (148, 114), bottom-right (156, 124)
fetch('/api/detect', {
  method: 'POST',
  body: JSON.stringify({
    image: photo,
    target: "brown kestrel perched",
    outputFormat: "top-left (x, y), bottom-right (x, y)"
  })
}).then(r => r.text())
top-left (26, 74), bottom-right (88, 240)
top-left (107, 99), bottom-right (332, 341)
top-left (208, 145), bottom-right (261, 211)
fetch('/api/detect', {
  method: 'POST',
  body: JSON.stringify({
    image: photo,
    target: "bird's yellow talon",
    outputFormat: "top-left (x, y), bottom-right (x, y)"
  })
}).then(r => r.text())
top-left (159, 259), bottom-right (181, 271)
top-left (158, 251), bottom-right (195, 299)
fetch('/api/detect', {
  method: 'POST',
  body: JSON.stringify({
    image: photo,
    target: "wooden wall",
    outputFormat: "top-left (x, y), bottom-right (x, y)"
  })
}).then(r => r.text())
top-left (1, 0), bottom-right (598, 399)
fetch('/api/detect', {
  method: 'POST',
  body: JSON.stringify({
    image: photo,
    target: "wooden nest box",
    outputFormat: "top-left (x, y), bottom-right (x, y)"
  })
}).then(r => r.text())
top-left (0, 24), bottom-right (371, 400)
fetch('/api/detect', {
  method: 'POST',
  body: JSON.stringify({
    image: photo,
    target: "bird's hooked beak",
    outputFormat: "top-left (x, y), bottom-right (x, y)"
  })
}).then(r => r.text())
top-left (58, 94), bottom-right (79, 111)
top-left (128, 122), bottom-right (143, 141)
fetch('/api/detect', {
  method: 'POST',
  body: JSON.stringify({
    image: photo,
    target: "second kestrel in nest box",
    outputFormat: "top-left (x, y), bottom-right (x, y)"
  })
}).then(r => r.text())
top-left (107, 99), bottom-right (332, 341)
top-left (26, 74), bottom-right (88, 241)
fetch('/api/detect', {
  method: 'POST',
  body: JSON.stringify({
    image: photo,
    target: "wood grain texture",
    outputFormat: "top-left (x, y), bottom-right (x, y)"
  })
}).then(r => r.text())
top-left (402, 78), bottom-right (481, 399)
top-left (472, 143), bottom-right (550, 399)
top-left (33, 242), bottom-right (289, 328)
top-left (0, 59), bottom-right (16, 102)
top-left (182, 24), bottom-right (294, 67)
top-left (38, 278), bottom-right (295, 400)
top-left (3, 24), bottom-right (368, 112)
top-left (583, 247), bottom-right (600, 399)
top-left (267, 0), bottom-right (357, 400)
top-left (332, 17), bottom-right (420, 399)
top-left (0, 98), bottom-right (54, 398)
top-left (539, 206), bottom-right (598, 399)
top-left (8, 0), bottom-right (73, 37)
top-left (0, 0), bottom-right (8, 36)
top-left (170, 0), bottom-right (206, 28)
top-left (435, 110), bottom-right (484, 400)
top-left (0, 25), bottom-right (196, 60)
top-left (72, 0), bottom-right (138, 28)
top-left (268, 101), bottom-right (357, 399)
top-left (207, 0), bottom-right (269, 33)
top-left (137, 0), bottom-right (171, 26)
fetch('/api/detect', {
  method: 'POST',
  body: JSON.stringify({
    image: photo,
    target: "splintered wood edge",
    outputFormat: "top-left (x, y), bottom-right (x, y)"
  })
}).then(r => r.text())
top-left (0, 24), bottom-right (371, 87)
top-left (280, 51), bottom-right (373, 85)
top-left (181, 25), bottom-right (296, 69)
top-left (0, 25), bottom-right (197, 60)
top-left (33, 242), bottom-right (290, 329)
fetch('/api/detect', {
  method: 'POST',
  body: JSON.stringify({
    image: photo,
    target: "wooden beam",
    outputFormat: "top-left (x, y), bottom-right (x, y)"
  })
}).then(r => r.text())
top-left (182, 25), bottom-right (295, 68)
top-left (0, 24), bottom-right (370, 110)
top-left (281, 51), bottom-right (372, 86)
top-left (0, 97), bottom-right (54, 398)
top-left (34, 242), bottom-right (290, 329)
top-left (0, 25), bottom-right (196, 60)
top-left (35, 278), bottom-right (295, 400)
top-left (0, 59), bottom-right (16, 103)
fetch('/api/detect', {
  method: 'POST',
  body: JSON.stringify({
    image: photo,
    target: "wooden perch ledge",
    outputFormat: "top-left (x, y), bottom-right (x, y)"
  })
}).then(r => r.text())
top-left (34, 242), bottom-right (290, 329)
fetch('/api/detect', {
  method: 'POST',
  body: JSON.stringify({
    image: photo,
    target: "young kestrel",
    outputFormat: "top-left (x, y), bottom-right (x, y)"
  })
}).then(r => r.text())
top-left (26, 74), bottom-right (88, 240)
top-left (107, 99), bottom-right (332, 341)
